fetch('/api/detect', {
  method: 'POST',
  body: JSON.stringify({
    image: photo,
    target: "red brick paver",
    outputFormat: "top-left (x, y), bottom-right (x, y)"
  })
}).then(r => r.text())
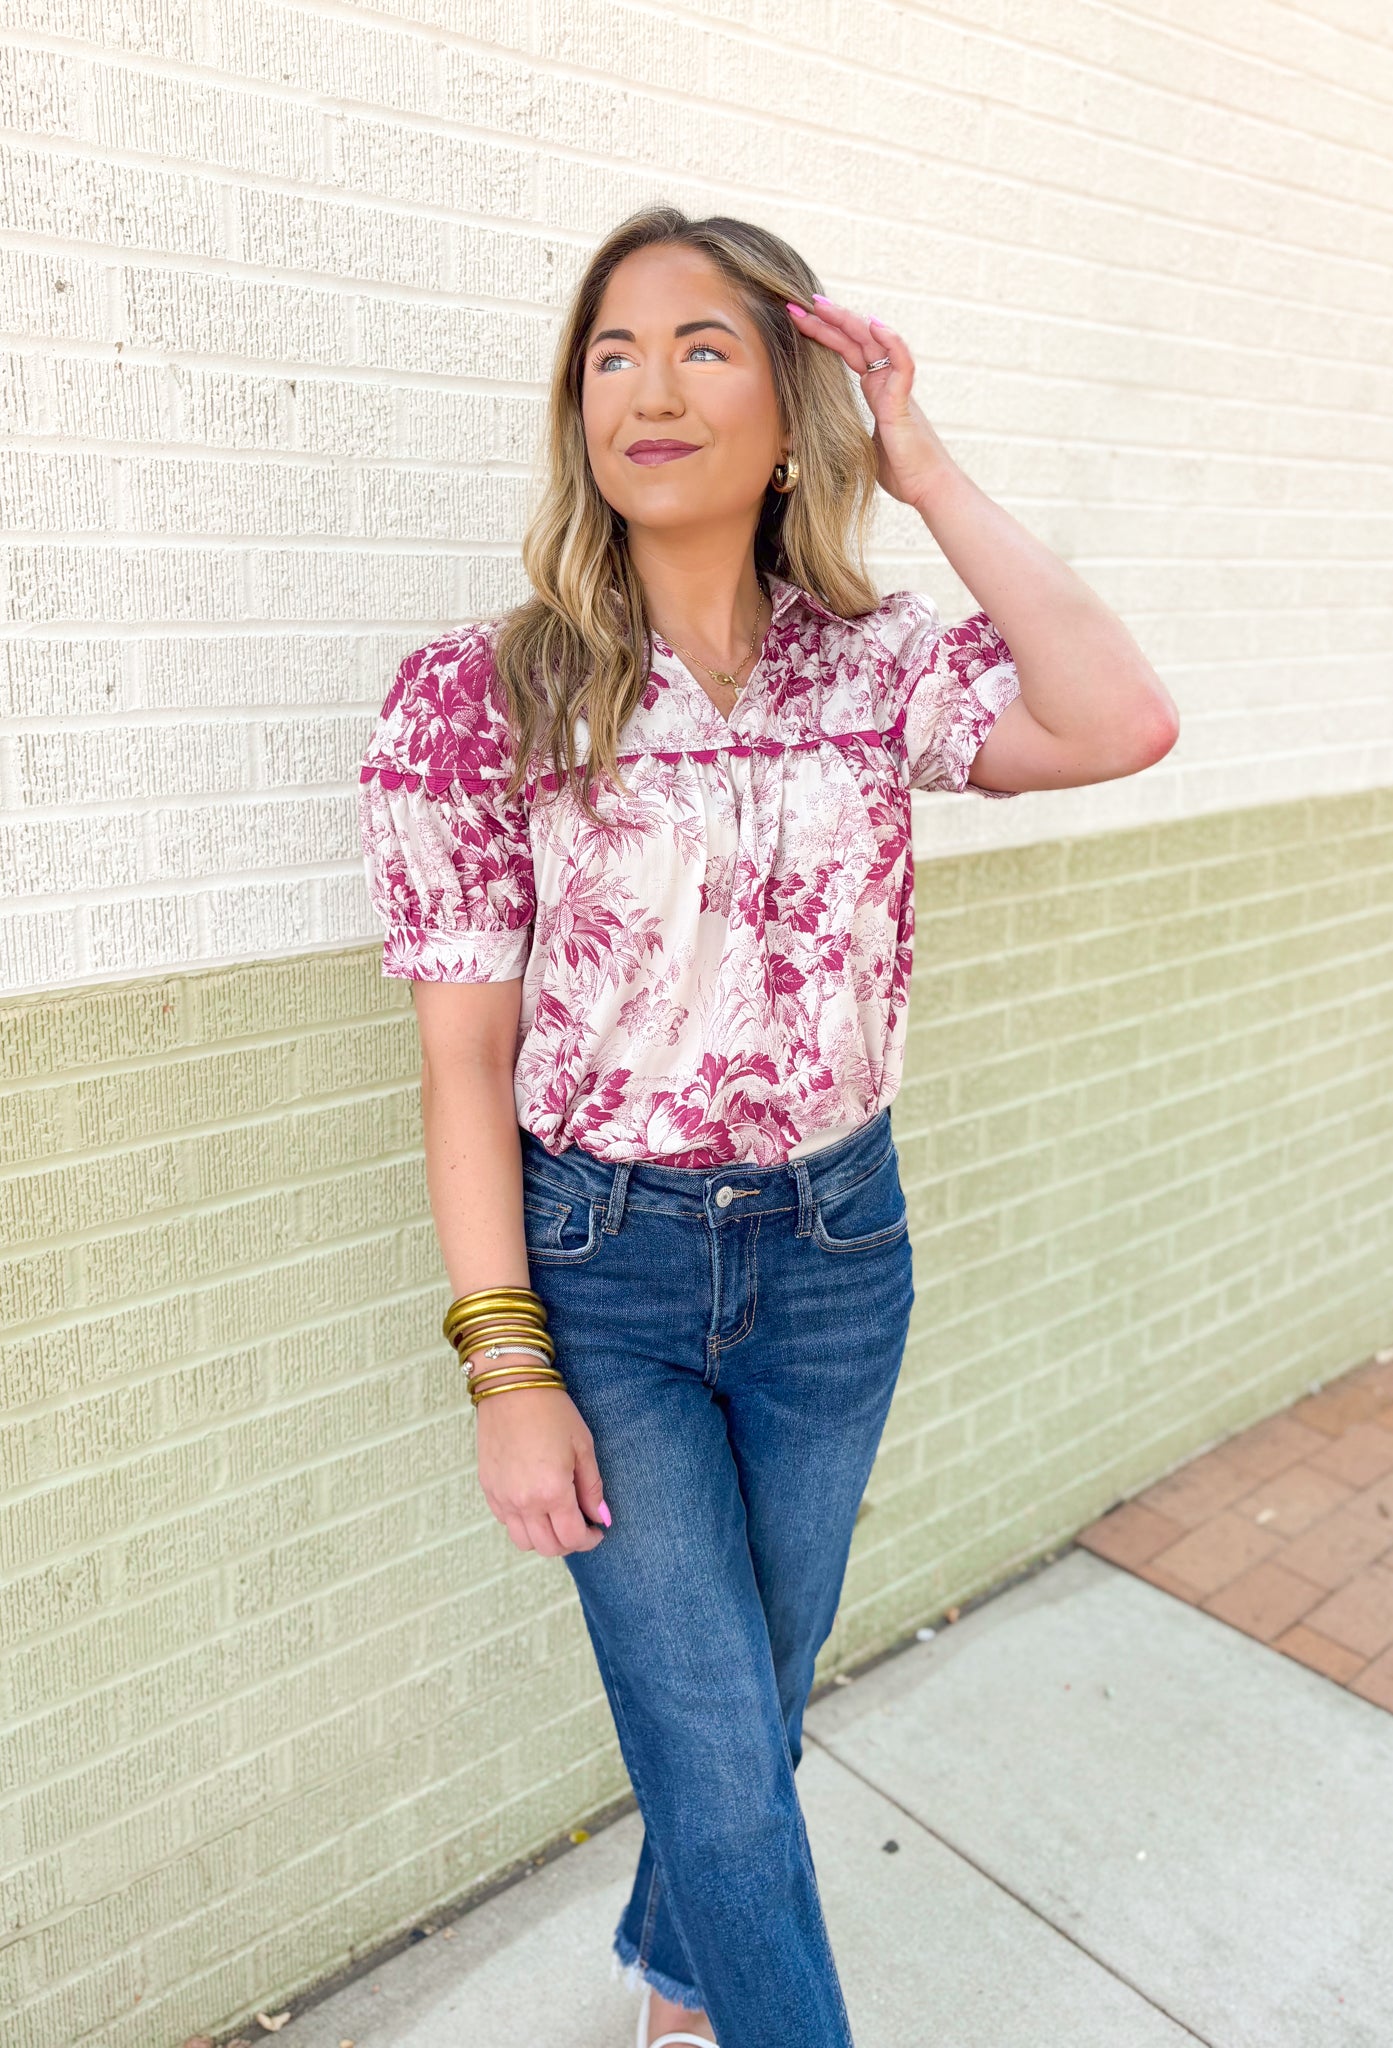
top-left (1272, 1624), bottom-right (1367, 1682)
top-left (1306, 1422), bottom-right (1393, 1489)
top-left (1201, 1559), bottom-right (1324, 1642)
top-left (1077, 1349), bottom-right (1393, 1713)
top-left (1227, 1462), bottom-right (1352, 1537)
top-left (1301, 1566), bottom-right (1393, 1661)
top-left (1068, 1499), bottom-right (1185, 1569)
top-left (1148, 1510), bottom-right (1281, 1596)
top-left (1277, 1505), bottom-right (1393, 1590)
top-left (1349, 1643), bottom-right (1393, 1710)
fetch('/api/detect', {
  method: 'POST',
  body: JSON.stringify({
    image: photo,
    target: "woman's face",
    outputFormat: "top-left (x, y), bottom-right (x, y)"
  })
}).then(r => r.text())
top-left (579, 243), bottom-right (788, 540)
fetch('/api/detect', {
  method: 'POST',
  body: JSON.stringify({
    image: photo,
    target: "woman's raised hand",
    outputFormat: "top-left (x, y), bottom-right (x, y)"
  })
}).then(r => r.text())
top-left (786, 294), bottom-right (952, 514)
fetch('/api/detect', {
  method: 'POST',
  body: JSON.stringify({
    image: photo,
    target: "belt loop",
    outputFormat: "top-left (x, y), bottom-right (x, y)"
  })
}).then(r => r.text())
top-left (603, 1159), bottom-right (632, 1235)
top-left (793, 1157), bottom-right (813, 1238)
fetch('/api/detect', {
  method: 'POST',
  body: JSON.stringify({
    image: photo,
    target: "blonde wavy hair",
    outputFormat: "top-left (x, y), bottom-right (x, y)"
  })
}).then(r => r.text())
top-left (492, 207), bottom-right (881, 818)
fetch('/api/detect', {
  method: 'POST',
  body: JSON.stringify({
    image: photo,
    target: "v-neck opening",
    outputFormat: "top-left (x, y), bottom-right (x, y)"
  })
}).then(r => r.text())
top-left (663, 650), bottom-right (760, 731)
top-left (647, 578), bottom-right (776, 733)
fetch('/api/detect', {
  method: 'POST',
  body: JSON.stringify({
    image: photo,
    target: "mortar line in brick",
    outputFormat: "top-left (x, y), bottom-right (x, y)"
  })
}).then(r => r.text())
top-left (8, 117), bottom-right (1393, 297)
top-left (15, 283), bottom-right (1393, 414)
top-left (13, 446), bottom-right (1393, 540)
top-left (9, 2), bottom-right (1390, 222)
top-left (3, 0), bottom-right (1385, 152)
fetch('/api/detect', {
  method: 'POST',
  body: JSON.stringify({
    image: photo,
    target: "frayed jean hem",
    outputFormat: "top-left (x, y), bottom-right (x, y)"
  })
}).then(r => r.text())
top-left (611, 1929), bottom-right (705, 2011)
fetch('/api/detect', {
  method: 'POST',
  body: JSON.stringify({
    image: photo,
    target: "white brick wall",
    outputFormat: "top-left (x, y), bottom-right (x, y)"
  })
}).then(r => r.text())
top-left (2, 0), bottom-right (1390, 995)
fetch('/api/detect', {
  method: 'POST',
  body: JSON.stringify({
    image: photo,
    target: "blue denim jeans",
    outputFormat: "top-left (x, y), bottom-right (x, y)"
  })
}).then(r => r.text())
top-left (517, 1107), bottom-right (915, 2048)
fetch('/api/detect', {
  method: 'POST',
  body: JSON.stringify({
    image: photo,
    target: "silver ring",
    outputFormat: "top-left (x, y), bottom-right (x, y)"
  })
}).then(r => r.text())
top-left (863, 354), bottom-right (891, 372)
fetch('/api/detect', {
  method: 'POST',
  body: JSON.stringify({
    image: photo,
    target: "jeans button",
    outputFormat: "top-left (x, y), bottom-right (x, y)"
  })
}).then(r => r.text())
top-left (714, 1185), bottom-right (735, 1208)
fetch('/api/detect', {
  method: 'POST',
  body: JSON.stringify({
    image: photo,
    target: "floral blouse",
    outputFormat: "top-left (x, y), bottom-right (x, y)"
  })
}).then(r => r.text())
top-left (358, 573), bottom-right (1021, 1167)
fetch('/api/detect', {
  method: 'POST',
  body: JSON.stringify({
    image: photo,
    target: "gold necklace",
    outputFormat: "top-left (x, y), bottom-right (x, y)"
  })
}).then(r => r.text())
top-left (654, 589), bottom-right (768, 697)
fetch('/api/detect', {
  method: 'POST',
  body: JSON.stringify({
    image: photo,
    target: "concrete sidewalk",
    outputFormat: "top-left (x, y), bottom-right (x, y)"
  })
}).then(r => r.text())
top-left (272, 1546), bottom-right (1390, 2048)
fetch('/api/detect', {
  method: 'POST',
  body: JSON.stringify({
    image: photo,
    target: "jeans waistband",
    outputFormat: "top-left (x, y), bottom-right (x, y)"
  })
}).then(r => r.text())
top-left (518, 1108), bottom-right (894, 1234)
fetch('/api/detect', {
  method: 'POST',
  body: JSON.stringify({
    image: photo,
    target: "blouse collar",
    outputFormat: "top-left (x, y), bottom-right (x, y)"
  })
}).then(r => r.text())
top-left (765, 572), bottom-right (844, 629)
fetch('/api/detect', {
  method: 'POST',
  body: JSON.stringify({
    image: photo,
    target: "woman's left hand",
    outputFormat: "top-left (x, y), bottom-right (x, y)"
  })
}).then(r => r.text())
top-left (786, 295), bottom-right (952, 512)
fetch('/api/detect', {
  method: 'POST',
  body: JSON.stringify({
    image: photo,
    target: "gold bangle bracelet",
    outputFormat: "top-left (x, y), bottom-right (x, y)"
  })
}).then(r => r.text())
top-left (464, 1349), bottom-right (554, 1373)
top-left (447, 1300), bottom-right (545, 1325)
top-left (467, 1376), bottom-right (565, 1392)
top-left (451, 1315), bottom-right (552, 1341)
top-left (446, 1311), bottom-right (550, 1349)
top-left (467, 1359), bottom-right (565, 1376)
top-left (470, 1378), bottom-right (567, 1403)
top-left (450, 1310), bottom-right (549, 1343)
top-left (445, 1287), bottom-right (547, 1320)
top-left (448, 1309), bottom-right (548, 1339)
top-left (450, 1325), bottom-right (550, 1355)
top-left (448, 1309), bottom-right (551, 1338)
top-left (467, 1358), bottom-right (562, 1376)
top-left (466, 1361), bottom-right (565, 1384)
top-left (473, 1376), bottom-right (565, 1392)
top-left (452, 1328), bottom-right (556, 1360)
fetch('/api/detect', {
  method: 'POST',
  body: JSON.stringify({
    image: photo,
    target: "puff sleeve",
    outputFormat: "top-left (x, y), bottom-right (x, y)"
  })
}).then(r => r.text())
top-left (358, 628), bottom-right (536, 981)
top-left (876, 588), bottom-right (1022, 798)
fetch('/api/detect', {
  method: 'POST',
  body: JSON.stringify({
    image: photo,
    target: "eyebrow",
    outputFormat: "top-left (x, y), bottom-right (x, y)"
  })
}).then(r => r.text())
top-left (588, 318), bottom-right (741, 345)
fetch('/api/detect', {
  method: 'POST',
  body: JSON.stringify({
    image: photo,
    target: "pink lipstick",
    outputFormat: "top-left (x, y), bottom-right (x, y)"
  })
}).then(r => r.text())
top-left (625, 440), bottom-right (701, 466)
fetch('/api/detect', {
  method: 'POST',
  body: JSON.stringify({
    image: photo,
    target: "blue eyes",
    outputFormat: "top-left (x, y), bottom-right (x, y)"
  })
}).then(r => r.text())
top-left (591, 342), bottom-right (731, 373)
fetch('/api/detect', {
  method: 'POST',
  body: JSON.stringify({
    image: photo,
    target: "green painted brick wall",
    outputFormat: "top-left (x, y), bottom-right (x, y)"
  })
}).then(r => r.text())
top-left (3, 789), bottom-right (1392, 2045)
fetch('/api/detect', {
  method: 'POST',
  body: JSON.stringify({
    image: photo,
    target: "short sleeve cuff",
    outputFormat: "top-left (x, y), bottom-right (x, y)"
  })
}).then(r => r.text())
top-left (939, 611), bottom-right (1022, 799)
top-left (380, 924), bottom-right (532, 982)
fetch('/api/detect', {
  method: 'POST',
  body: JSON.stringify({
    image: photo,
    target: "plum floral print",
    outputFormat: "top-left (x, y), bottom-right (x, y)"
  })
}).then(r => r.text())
top-left (358, 574), bottom-right (1021, 1166)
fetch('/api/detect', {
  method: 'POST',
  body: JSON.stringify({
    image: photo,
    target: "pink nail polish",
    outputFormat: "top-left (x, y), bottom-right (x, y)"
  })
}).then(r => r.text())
top-left (597, 1500), bottom-right (612, 1527)
top-left (786, 302), bottom-right (806, 316)
top-left (812, 293), bottom-right (830, 303)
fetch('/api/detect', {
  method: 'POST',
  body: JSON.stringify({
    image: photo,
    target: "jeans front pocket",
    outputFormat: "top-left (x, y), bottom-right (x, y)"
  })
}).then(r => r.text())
top-left (522, 1180), bottom-right (605, 1265)
top-left (810, 1145), bottom-right (909, 1255)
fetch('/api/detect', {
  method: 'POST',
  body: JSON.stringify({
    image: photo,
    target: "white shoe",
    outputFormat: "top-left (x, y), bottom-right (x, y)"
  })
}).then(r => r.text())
top-left (635, 1978), bottom-right (719, 2047)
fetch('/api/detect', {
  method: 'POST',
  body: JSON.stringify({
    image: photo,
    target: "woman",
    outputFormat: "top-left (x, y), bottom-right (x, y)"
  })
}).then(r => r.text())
top-left (359, 207), bottom-right (1177, 2048)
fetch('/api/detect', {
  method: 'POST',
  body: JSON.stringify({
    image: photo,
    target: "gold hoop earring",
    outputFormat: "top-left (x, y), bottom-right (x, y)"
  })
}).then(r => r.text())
top-left (770, 456), bottom-right (800, 495)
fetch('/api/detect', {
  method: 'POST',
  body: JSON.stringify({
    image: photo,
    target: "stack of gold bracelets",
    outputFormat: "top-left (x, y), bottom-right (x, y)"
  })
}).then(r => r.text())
top-left (442, 1285), bottom-right (567, 1408)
